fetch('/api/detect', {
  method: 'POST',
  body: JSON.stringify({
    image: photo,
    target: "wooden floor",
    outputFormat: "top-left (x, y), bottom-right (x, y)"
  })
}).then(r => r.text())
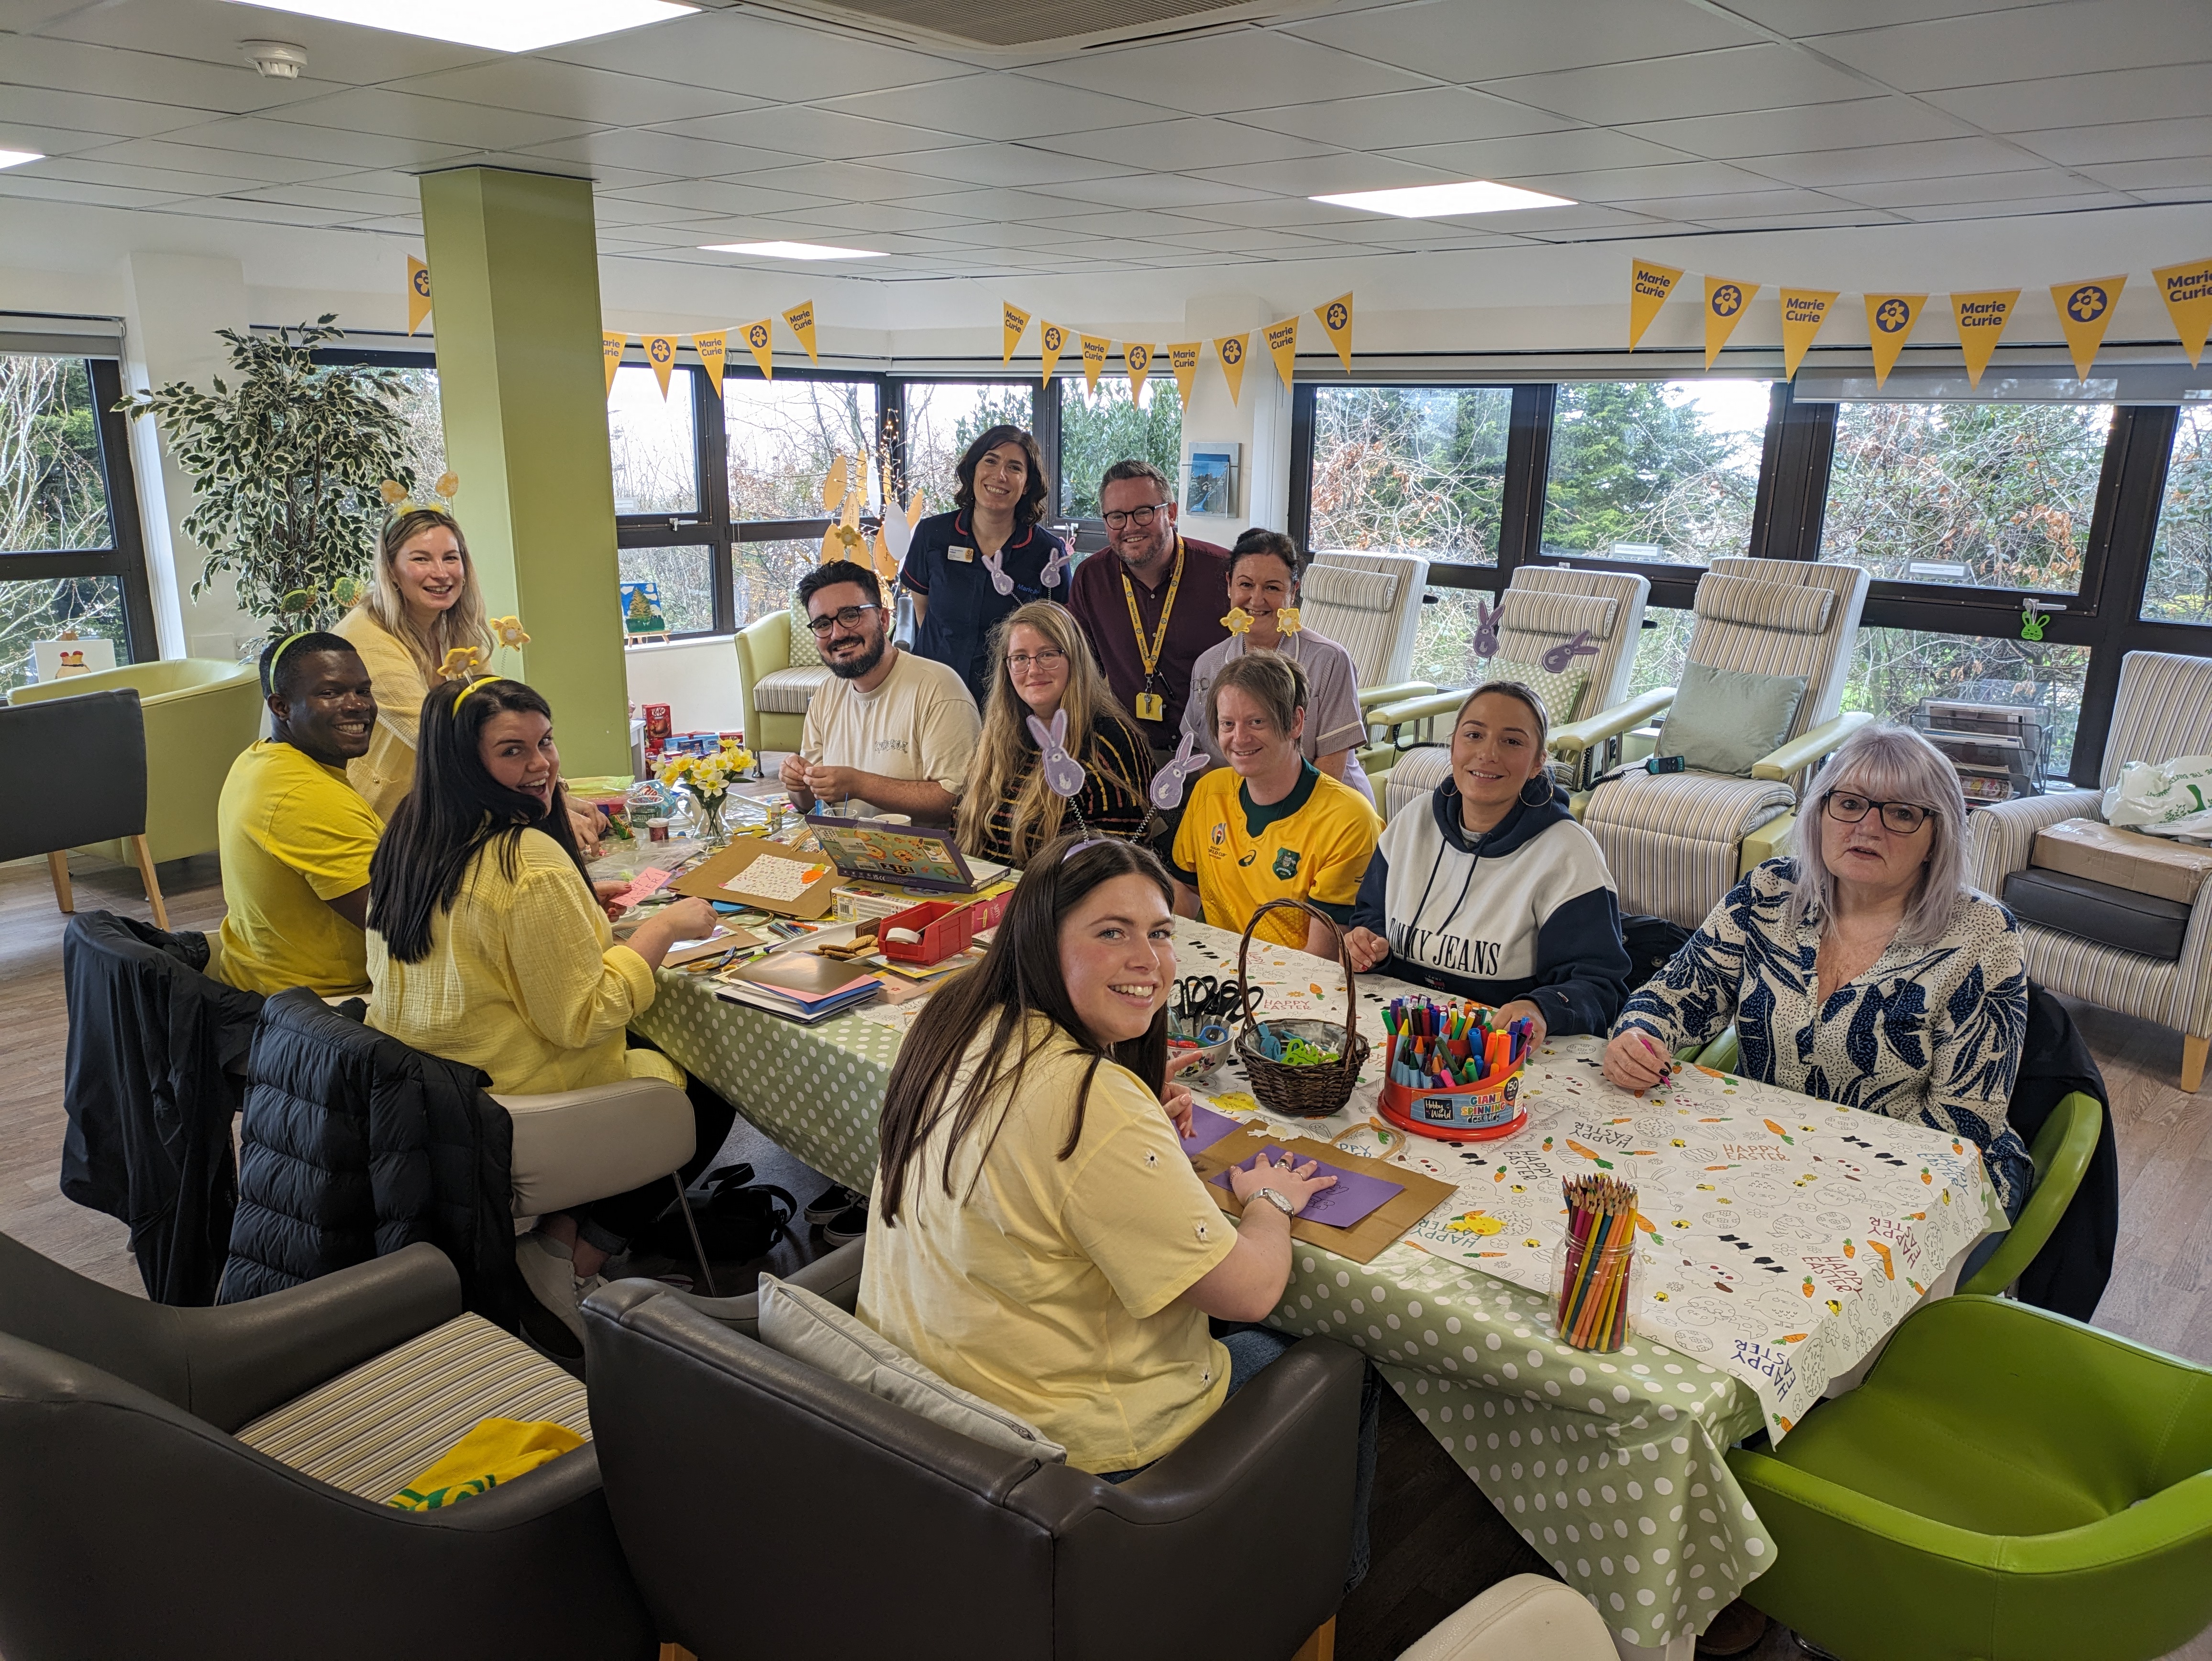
top-left (4, 849), bottom-right (2209, 1661)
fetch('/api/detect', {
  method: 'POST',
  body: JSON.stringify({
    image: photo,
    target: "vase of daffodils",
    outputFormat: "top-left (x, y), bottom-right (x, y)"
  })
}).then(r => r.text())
top-left (657, 742), bottom-right (754, 849)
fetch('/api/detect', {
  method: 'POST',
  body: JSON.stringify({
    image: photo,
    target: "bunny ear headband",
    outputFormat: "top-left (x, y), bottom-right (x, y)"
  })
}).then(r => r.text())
top-left (1147, 729), bottom-right (1207, 812)
top-left (1025, 709), bottom-right (1092, 836)
top-left (380, 471), bottom-right (461, 519)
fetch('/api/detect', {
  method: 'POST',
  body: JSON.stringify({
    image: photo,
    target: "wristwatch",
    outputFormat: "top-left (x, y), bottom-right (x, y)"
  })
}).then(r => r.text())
top-left (1250, 1186), bottom-right (1297, 1218)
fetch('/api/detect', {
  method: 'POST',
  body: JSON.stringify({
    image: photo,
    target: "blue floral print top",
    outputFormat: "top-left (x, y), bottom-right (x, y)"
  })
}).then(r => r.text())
top-left (1615, 859), bottom-right (2033, 1212)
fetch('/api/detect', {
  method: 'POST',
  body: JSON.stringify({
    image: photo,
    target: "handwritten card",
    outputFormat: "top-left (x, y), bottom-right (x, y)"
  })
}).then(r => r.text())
top-left (610, 867), bottom-right (673, 909)
top-left (724, 853), bottom-right (830, 903)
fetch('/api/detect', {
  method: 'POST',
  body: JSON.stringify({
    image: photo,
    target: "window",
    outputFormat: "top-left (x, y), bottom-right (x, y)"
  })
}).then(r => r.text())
top-left (727, 379), bottom-right (879, 521)
top-left (1, 354), bottom-right (107, 552)
top-left (609, 365), bottom-right (697, 515)
top-left (732, 538), bottom-right (824, 632)
top-left (1057, 376), bottom-right (1183, 518)
top-left (1844, 627), bottom-right (2090, 779)
top-left (2142, 403), bottom-right (2212, 624)
top-left (388, 365), bottom-right (446, 493)
top-left (1544, 379), bottom-right (1770, 566)
top-left (902, 381), bottom-right (1035, 514)
top-left (1625, 609), bottom-right (1696, 702)
top-left (1821, 401), bottom-right (2113, 594)
top-left (618, 544), bottom-right (714, 636)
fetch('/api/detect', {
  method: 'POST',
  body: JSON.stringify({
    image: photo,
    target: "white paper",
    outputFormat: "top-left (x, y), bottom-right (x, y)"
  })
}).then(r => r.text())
top-left (724, 853), bottom-right (828, 902)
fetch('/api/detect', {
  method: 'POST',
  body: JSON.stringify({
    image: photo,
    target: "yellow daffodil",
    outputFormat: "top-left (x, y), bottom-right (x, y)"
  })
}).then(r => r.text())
top-left (1276, 605), bottom-right (1303, 635)
top-left (1220, 607), bottom-right (1253, 634)
top-left (438, 645), bottom-right (486, 680)
top-left (490, 615), bottom-right (530, 650)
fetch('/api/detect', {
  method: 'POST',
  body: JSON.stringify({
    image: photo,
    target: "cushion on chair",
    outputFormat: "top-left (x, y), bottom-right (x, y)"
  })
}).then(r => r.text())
top-left (1692, 573), bottom-right (1835, 635)
top-left (235, 1313), bottom-right (591, 1501)
top-left (1397, 1572), bottom-right (1618, 1661)
top-left (2002, 869), bottom-right (2190, 961)
top-left (753, 664), bottom-right (833, 715)
top-left (754, 1273), bottom-right (1067, 1462)
top-left (1657, 663), bottom-right (1807, 777)
top-left (1498, 588), bottom-right (1619, 655)
top-left (1386, 745), bottom-right (1454, 822)
top-left (1477, 655), bottom-right (1587, 729)
top-left (1583, 770), bottom-right (1796, 927)
top-left (786, 603), bottom-right (824, 668)
top-left (1300, 563), bottom-right (1401, 687)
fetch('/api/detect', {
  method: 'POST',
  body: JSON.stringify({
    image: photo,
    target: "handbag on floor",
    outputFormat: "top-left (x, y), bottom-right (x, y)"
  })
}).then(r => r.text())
top-left (647, 1163), bottom-right (796, 1265)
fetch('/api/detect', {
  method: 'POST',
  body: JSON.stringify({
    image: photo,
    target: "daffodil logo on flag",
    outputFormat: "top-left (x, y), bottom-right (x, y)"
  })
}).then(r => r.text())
top-left (1221, 337), bottom-right (1243, 365)
top-left (1874, 299), bottom-right (1912, 333)
top-left (1326, 300), bottom-right (1348, 332)
top-left (1044, 325), bottom-right (1063, 352)
top-left (1711, 285), bottom-right (1743, 317)
top-left (650, 337), bottom-right (672, 363)
top-left (2067, 284), bottom-right (2109, 323)
top-left (747, 322), bottom-right (768, 351)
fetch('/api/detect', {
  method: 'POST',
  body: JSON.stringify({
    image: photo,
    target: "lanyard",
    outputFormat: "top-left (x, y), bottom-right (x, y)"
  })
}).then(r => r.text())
top-left (1119, 539), bottom-right (1185, 687)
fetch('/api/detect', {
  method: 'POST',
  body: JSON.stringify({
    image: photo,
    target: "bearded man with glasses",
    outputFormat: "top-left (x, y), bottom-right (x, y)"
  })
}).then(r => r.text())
top-left (778, 560), bottom-right (980, 823)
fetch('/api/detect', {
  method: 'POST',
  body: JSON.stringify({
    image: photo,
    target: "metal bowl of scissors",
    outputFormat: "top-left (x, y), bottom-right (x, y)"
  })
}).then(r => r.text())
top-left (1167, 975), bottom-right (1255, 1078)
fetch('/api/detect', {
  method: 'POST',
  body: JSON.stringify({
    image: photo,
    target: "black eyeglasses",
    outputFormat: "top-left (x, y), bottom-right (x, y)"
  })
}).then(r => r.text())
top-left (1006, 648), bottom-right (1066, 672)
top-left (1102, 503), bottom-right (1168, 531)
top-left (805, 603), bottom-right (881, 636)
top-left (1823, 790), bottom-right (1936, 834)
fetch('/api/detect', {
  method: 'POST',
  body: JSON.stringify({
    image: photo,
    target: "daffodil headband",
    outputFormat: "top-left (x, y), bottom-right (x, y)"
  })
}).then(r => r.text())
top-left (452, 675), bottom-right (500, 716)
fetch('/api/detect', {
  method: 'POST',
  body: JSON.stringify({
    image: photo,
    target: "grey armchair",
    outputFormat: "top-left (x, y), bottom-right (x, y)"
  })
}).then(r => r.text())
top-left (582, 1240), bottom-right (1366, 1661)
top-left (0, 1230), bottom-right (656, 1661)
top-left (0, 686), bottom-right (167, 927)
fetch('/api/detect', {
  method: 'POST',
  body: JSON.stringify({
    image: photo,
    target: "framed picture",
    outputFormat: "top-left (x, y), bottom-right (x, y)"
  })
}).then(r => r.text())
top-left (1186, 443), bottom-right (1239, 516)
top-left (620, 578), bottom-right (668, 638)
top-left (33, 636), bottom-right (117, 682)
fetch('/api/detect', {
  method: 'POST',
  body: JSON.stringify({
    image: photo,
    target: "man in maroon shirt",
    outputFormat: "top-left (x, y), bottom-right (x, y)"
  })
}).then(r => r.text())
top-left (1065, 458), bottom-right (1232, 760)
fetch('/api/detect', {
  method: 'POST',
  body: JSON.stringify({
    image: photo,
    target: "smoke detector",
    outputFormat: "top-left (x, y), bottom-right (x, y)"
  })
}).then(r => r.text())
top-left (242, 40), bottom-right (308, 78)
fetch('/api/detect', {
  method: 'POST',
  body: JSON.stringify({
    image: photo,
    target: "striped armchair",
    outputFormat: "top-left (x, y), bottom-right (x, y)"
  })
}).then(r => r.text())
top-left (1301, 550), bottom-right (1431, 698)
top-left (1582, 557), bottom-right (1871, 928)
top-left (1380, 566), bottom-right (1652, 820)
top-left (1969, 650), bottom-right (2212, 1092)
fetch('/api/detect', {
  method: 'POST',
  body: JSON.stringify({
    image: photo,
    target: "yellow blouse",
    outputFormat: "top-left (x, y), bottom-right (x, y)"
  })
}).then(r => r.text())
top-left (333, 606), bottom-right (433, 823)
top-left (366, 828), bottom-right (681, 1096)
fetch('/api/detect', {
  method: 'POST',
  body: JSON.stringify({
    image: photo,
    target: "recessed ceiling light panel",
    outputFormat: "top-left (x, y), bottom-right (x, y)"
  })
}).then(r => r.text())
top-left (219, 0), bottom-right (697, 54)
top-left (699, 241), bottom-right (888, 261)
top-left (0, 148), bottom-right (43, 171)
top-left (1311, 179), bottom-right (1576, 218)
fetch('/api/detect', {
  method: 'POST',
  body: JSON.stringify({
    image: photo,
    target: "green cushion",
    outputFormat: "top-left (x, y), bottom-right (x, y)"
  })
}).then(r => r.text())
top-left (1657, 662), bottom-right (1806, 776)
top-left (1478, 654), bottom-right (1587, 730)
top-left (787, 601), bottom-right (823, 668)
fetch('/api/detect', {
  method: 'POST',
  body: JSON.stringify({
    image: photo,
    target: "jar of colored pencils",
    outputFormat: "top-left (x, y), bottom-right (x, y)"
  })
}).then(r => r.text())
top-left (1553, 1175), bottom-right (1637, 1354)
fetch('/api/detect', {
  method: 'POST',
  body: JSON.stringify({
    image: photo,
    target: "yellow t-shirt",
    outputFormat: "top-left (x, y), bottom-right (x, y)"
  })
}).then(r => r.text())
top-left (366, 829), bottom-right (681, 1096)
top-left (1172, 763), bottom-right (1380, 949)
top-left (214, 741), bottom-right (383, 997)
top-left (857, 1024), bottom-right (1236, 1474)
top-left (333, 606), bottom-right (432, 823)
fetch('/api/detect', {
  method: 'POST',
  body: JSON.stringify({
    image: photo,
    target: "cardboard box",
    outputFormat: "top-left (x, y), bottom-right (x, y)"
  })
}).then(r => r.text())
top-left (2029, 818), bottom-right (2212, 905)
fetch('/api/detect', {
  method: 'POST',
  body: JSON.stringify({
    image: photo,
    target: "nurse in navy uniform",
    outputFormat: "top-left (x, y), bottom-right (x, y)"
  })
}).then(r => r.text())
top-left (900, 424), bottom-right (1071, 709)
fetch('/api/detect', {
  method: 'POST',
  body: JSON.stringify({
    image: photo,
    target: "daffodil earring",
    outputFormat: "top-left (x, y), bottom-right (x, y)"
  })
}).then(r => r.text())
top-left (1220, 607), bottom-right (1253, 634)
top-left (1275, 605), bottom-right (1303, 636)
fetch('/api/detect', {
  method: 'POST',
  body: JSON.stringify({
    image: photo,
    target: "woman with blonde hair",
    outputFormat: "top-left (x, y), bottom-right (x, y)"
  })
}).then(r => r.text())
top-left (956, 599), bottom-right (1153, 866)
top-left (334, 506), bottom-right (494, 820)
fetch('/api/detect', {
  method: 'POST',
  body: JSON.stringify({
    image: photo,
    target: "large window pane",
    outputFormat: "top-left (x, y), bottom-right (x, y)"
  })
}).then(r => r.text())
top-left (732, 538), bottom-right (822, 631)
top-left (2142, 404), bottom-right (2212, 624)
top-left (389, 365), bottom-right (446, 498)
top-left (1, 574), bottom-right (126, 691)
top-left (1309, 386), bottom-right (1511, 566)
top-left (617, 544), bottom-right (713, 636)
top-left (1820, 401), bottom-right (2112, 594)
top-left (1544, 380), bottom-right (1769, 566)
top-left (1844, 628), bottom-right (2089, 781)
top-left (1626, 608), bottom-right (1696, 701)
top-left (609, 365), bottom-right (697, 515)
top-left (902, 381), bottom-right (1035, 514)
top-left (727, 380), bottom-right (878, 520)
top-left (1, 354), bottom-right (109, 551)
top-left (1058, 376), bottom-right (1183, 518)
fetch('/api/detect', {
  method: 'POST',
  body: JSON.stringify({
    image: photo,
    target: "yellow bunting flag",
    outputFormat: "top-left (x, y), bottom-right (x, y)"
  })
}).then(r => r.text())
top-left (782, 300), bottom-right (818, 365)
top-left (643, 333), bottom-right (678, 398)
top-left (1702, 277), bottom-right (1760, 370)
top-left (1039, 321), bottom-right (1068, 387)
top-left (742, 318), bottom-right (774, 381)
top-left (406, 256), bottom-right (432, 334)
top-left (1167, 342), bottom-right (1202, 403)
top-left (1001, 301), bottom-right (1030, 364)
top-left (1779, 289), bottom-right (1837, 380)
top-left (691, 330), bottom-right (728, 398)
top-left (1314, 293), bottom-right (1354, 373)
top-left (1948, 290), bottom-right (2019, 387)
top-left (601, 332), bottom-right (626, 396)
top-left (1123, 342), bottom-right (1153, 399)
top-left (1263, 317), bottom-right (1299, 390)
top-left (2052, 276), bottom-right (2126, 380)
top-left (1863, 294), bottom-right (1925, 389)
top-left (1079, 332), bottom-right (1110, 395)
top-left (1627, 257), bottom-right (1684, 350)
top-left (1216, 333), bottom-right (1248, 404)
top-left (2154, 256), bottom-right (2212, 366)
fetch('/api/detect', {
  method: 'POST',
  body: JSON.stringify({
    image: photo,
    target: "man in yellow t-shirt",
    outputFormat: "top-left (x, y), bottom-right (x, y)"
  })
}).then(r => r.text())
top-left (213, 631), bottom-right (384, 997)
top-left (1171, 650), bottom-right (1379, 954)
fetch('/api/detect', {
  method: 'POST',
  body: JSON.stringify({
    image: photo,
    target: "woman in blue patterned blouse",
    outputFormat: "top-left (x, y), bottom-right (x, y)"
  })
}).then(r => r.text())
top-left (1603, 723), bottom-right (2033, 1215)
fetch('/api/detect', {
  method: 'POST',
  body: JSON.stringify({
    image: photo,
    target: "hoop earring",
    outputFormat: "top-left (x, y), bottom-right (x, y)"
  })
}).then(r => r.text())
top-left (1519, 775), bottom-right (1552, 807)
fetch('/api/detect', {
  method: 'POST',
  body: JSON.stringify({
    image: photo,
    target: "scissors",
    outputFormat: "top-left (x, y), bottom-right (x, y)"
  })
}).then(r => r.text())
top-left (1173, 974), bottom-right (1258, 1024)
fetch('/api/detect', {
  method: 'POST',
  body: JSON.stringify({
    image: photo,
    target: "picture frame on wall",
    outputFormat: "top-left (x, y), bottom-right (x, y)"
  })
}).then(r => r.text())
top-left (33, 636), bottom-right (117, 683)
top-left (1187, 443), bottom-right (1239, 517)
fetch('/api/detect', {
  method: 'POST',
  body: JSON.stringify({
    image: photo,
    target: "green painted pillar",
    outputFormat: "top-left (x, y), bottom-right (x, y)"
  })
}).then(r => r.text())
top-left (420, 166), bottom-right (627, 775)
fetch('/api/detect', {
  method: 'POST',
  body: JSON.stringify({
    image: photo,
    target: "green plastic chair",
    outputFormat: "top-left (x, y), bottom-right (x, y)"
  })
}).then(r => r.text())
top-left (1691, 1026), bottom-right (1740, 1073)
top-left (1958, 1092), bottom-right (2102, 1297)
top-left (1729, 1293), bottom-right (2212, 1661)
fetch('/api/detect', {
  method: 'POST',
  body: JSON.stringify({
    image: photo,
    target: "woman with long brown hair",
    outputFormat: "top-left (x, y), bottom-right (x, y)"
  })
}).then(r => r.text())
top-left (954, 599), bottom-right (1152, 865)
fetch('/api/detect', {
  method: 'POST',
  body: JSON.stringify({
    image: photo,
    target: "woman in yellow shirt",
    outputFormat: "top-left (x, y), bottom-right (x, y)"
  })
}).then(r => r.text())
top-left (860, 834), bottom-right (1378, 1577)
top-left (366, 675), bottom-right (731, 1347)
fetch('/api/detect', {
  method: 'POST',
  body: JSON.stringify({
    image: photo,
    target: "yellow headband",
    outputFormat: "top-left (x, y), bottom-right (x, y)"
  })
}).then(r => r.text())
top-left (265, 631), bottom-right (311, 688)
top-left (452, 674), bottom-right (500, 715)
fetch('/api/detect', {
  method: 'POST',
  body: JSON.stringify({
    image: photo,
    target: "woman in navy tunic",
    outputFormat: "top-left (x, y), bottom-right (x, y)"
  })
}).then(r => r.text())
top-left (901, 424), bottom-right (1072, 708)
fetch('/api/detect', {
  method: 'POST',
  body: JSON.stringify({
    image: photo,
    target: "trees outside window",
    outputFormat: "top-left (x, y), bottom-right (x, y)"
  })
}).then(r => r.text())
top-left (2142, 404), bottom-right (2212, 625)
top-left (903, 382), bottom-right (1035, 512)
top-left (1058, 376), bottom-right (1183, 518)
top-left (1, 354), bottom-right (123, 690)
top-left (1544, 380), bottom-right (1768, 565)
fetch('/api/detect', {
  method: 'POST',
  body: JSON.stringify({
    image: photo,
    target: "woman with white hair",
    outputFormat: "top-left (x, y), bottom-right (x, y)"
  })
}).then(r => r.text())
top-left (1603, 722), bottom-right (2033, 1214)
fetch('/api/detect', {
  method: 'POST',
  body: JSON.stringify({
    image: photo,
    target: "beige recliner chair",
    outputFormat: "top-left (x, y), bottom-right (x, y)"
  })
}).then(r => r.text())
top-left (735, 609), bottom-right (831, 757)
top-left (1398, 1575), bottom-right (1617, 1661)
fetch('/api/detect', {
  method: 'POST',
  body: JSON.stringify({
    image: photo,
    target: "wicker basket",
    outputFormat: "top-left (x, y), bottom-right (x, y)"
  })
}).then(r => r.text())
top-left (1233, 898), bottom-right (1370, 1119)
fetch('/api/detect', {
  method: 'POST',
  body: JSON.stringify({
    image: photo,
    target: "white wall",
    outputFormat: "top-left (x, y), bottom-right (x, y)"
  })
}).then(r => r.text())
top-left (1176, 292), bottom-right (1295, 545)
top-left (621, 634), bottom-right (745, 738)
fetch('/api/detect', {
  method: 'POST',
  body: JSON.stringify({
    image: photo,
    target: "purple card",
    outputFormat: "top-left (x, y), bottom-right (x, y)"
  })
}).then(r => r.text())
top-left (1180, 1103), bottom-right (1247, 1157)
top-left (1209, 1145), bottom-right (1405, 1231)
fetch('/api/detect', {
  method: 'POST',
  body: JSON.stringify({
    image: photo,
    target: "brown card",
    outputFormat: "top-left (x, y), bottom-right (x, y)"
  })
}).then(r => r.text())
top-left (1190, 1126), bottom-right (1457, 1265)
top-left (673, 837), bottom-right (844, 919)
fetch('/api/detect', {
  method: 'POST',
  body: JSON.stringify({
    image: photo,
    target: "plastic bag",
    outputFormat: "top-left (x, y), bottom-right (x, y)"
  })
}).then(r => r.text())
top-left (2101, 754), bottom-right (2212, 842)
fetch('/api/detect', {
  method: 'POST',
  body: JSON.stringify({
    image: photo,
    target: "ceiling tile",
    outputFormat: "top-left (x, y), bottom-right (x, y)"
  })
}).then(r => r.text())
top-left (926, 221), bottom-right (1099, 250)
top-left (42, 0), bottom-right (497, 81)
top-left (23, 154), bottom-right (271, 196)
top-left (652, 105), bottom-right (968, 163)
top-left (1234, 85), bottom-right (1573, 151)
top-left (1512, 158), bottom-right (1788, 202)
top-left (538, 10), bottom-right (970, 103)
top-left (743, 156), bottom-right (987, 201)
top-left (1619, 98), bottom-right (1976, 159)
top-left (516, 129), bottom-right (801, 179)
top-left (1021, 28), bottom-right (1427, 114)
top-left (1380, 126), bottom-right (1700, 177)
top-left (1022, 206), bottom-right (1214, 238)
top-left (880, 144), bottom-right (1125, 189)
top-left (0, 33), bottom-right (339, 114)
top-left (151, 115), bottom-right (478, 171)
top-left (2076, 157), bottom-right (2212, 191)
top-left (808, 75), bottom-right (1161, 144)
top-left (1027, 116), bottom-right (1336, 172)
top-left (64, 135), bottom-right (345, 184)
top-left (1890, 191), bottom-right (2138, 221)
top-left (1024, 172), bottom-right (1278, 210)
top-left (1466, 201), bottom-right (1670, 234)
top-left (1166, 196), bottom-right (1378, 231)
top-left (1806, 0), bottom-right (2200, 93)
top-left (2007, 115), bottom-right (2212, 166)
top-left (1476, 44), bottom-right (1878, 125)
top-left (0, 170), bottom-right (185, 209)
top-left (226, 180), bottom-right (424, 212)
top-left (0, 117), bottom-right (144, 157)
top-left (599, 177), bottom-right (841, 217)
top-left (390, 60), bottom-right (763, 126)
top-left (1723, 0), bottom-right (2049, 33)
top-left (1924, 65), bottom-right (2212, 132)
top-left (1754, 136), bottom-right (2053, 188)
top-left (1187, 150), bottom-right (1444, 194)
top-left (1607, 186), bottom-right (1851, 220)
top-left (269, 89), bottom-right (604, 151)
top-left (1833, 168), bottom-right (2116, 209)
top-left (755, 199), bottom-right (997, 233)
top-left (2119, 185), bottom-right (2212, 204)
top-left (1685, 205), bottom-right (1909, 230)
top-left (896, 186), bottom-right (1088, 219)
top-left (0, 85), bottom-right (210, 142)
top-left (1283, 0), bottom-right (1758, 81)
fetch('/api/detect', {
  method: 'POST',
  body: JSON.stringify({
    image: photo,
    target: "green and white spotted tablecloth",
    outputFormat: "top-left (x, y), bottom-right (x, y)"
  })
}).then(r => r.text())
top-left (631, 918), bottom-right (2001, 1655)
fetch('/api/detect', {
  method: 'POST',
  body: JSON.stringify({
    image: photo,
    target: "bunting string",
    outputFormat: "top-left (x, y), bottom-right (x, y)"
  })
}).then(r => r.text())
top-left (996, 291), bottom-right (1355, 405)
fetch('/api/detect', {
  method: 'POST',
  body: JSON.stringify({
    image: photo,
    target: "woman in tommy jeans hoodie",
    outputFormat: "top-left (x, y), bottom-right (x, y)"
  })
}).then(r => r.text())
top-left (1346, 681), bottom-right (1631, 1043)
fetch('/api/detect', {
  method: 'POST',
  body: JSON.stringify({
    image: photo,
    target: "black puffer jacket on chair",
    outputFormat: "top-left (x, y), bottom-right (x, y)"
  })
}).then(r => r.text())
top-left (220, 989), bottom-right (521, 1330)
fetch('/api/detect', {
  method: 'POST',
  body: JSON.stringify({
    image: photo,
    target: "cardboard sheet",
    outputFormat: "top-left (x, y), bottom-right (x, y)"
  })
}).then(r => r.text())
top-left (675, 837), bottom-right (844, 919)
top-left (1191, 1126), bottom-right (1455, 1265)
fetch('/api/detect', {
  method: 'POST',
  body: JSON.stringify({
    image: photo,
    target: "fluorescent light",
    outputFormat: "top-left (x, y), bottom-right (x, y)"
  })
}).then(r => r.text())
top-left (699, 241), bottom-right (886, 262)
top-left (219, 0), bottom-right (696, 53)
top-left (1310, 179), bottom-right (1575, 218)
top-left (0, 148), bottom-right (43, 170)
